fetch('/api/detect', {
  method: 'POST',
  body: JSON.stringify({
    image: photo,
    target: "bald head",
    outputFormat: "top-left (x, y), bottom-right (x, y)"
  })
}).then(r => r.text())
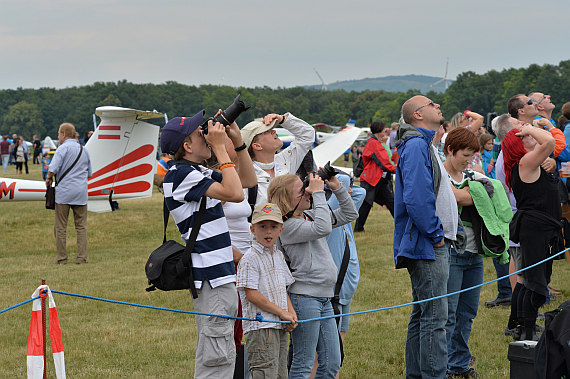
top-left (401, 95), bottom-right (443, 130)
top-left (402, 96), bottom-right (424, 124)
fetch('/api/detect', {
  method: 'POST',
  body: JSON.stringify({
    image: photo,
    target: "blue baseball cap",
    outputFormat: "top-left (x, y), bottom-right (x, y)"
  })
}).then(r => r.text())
top-left (160, 110), bottom-right (205, 155)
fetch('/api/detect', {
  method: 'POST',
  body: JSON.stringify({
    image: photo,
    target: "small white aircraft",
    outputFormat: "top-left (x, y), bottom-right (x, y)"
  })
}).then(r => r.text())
top-left (274, 120), bottom-right (361, 175)
top-left (42, 136), bottom-right (58, 151)
top-left (0, 106), bottom-right (163, 212)
top-left (312, 124), bottom-right (361, 175)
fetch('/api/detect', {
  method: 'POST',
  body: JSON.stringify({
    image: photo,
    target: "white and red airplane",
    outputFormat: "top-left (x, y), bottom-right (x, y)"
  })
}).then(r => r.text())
top-left (0, 106), bottom-right (164, 212)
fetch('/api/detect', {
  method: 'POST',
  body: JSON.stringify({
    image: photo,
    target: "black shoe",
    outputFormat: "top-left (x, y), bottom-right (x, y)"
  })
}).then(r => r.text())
top-left (485, 295), bottom-right (511, 307)
top-left (353, 228), bottom-right (365, 233)
top-left (448, 368), bottom-right (480, 378)
top-left (522, 329), bottom-right (539, 342)
top-left (512, 326), bottom-right (523, 341)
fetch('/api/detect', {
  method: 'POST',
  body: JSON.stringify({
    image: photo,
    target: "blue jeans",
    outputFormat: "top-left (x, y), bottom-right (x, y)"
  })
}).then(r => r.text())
top-left (289, 294), bottom-right (341, 379)
top-left (492, 256), bottom-right (511, 299)
top-left (445, 248), bottom-right (483, 374)
top-left (405, 241), bottom-right (450, 379)
top-left (1, 154), bottom-right (9, 173)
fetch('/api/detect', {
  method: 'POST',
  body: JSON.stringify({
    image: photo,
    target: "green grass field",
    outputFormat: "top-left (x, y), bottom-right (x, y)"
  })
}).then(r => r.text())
top-left (1, 163), bottom-right (569, 378)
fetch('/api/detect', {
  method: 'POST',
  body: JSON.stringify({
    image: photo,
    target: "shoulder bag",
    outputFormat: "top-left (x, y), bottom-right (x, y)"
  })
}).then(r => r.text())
top-left (145, 196), bottom-right (206, 298)
top-left (45, 145), bottom-right (83, 210)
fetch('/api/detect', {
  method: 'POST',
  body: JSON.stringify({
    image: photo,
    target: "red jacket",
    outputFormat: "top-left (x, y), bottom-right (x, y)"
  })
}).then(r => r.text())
top-left (360, 136), bottom-right (396, 186)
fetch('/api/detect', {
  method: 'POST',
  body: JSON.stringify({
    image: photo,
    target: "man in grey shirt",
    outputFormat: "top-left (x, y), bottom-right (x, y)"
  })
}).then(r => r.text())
top-left (46, 123), bottom-right (92, 264)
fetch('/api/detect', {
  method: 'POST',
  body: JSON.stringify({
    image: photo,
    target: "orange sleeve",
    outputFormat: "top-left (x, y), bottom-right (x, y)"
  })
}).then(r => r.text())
top-left (549, 128), bottom-right (566, 158)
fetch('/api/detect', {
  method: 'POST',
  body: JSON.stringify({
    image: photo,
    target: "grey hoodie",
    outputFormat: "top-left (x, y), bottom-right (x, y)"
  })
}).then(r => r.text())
top-left (280, 185), bottom-right (358, 298)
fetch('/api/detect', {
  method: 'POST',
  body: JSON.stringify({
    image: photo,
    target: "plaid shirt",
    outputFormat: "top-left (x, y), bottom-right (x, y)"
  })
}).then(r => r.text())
top-left (237, 241), bottom-right (294, 333)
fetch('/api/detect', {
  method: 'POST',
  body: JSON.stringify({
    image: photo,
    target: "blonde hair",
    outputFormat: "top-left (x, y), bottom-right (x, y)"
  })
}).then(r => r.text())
top-left (267, 174), bottom-right (299, 216)
top-left (449, 112), bottom-right (464, 131)
top-left (59, 123), bottom-right (76, 138)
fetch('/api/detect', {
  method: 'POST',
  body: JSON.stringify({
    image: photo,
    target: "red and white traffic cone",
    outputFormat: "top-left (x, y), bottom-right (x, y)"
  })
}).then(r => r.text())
top-left (27, 284), bottom-right (66, 379)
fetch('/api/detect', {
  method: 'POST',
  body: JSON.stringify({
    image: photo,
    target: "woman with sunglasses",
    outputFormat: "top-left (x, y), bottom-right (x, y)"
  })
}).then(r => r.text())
top-left (502, 123), bottom-right (559, 341)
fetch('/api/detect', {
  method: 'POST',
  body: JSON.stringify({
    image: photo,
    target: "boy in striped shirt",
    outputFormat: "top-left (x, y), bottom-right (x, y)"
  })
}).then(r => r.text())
top-left (161, 109), bottom-right (255, 378)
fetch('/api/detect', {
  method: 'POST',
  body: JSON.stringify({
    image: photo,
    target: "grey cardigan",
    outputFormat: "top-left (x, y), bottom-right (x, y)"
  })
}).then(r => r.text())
top-left (280, 185), bottom-right (359, 298)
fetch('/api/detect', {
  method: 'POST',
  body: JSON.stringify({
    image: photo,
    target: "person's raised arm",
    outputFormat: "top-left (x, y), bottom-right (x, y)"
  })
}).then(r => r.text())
top-left (466, 110), bottom-right (484, 131)
top-left (518, 123), bottom-right (555, 180)
top-left (325, 175), bottom-right (359, 226)
top-left (204, 121), bottom-right (244, 202)
top-left (536, 118), bottom-right (566, 158)
top-left (274, 113), bottom-right (316, 173)
top-left (224, 115), bottom-right (256, 188)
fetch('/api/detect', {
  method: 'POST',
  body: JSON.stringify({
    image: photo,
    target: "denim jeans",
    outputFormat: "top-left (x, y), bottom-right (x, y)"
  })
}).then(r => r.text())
top-left (492, 256), bottom-right (511, 299)
top-left (1, 154), bottom-right (9, 173)
top-left (445, 248), bottom-right (483, 375)
top-left (405, 241), bottom-right (450, 379)
top-left (288, 294), bottom-right (341, 379)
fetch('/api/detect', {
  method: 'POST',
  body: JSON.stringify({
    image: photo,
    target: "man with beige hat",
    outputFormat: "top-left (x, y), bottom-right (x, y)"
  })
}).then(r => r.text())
top-left (241, 113), bottom-right (315, 207)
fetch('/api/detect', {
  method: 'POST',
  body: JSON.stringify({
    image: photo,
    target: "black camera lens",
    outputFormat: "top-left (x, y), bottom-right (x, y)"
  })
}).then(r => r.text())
top-left (200, 93), bottom-right (251, 135)
top-left (215, 93), bottom-right (250, 126)
top-left (302, 161), bottom-right (338, 188)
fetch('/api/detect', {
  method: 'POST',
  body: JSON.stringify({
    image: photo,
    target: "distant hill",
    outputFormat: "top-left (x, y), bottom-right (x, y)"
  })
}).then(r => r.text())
top-left (304, 74), bottom-right (452, 93)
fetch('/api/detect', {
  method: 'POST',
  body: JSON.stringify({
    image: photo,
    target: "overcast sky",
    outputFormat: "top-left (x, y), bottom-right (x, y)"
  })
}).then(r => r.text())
top-left (1, 0), bottom-right (568, 90)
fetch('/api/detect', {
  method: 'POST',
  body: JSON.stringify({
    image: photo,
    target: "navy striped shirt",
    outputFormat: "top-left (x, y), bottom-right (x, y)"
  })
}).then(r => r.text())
top-left (163, 161), bottom-right (236, 289)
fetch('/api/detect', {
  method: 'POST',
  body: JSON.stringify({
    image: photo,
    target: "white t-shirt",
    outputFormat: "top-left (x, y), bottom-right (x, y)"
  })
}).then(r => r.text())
top-left (223, 192), bottom-right (252, 254)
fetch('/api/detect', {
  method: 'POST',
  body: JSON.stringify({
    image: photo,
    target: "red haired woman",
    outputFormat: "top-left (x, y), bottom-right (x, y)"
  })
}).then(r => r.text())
top-left (502, 123), bottom-right (559, 341)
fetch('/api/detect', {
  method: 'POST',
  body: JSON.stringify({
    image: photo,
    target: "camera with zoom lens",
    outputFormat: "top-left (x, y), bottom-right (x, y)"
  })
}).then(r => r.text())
top-left (302, 161), bottom-right (338, 188)
top-left (201, 93), bottom-right (250, 135)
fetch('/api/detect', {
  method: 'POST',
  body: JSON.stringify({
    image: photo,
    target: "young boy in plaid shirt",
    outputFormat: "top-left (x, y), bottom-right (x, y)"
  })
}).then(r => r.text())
top-left (236, 203), bottom-right (297, 378)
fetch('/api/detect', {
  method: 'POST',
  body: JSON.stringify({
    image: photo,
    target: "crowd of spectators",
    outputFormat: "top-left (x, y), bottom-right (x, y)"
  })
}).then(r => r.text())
top-left (20, 90), bottom-right (568, 378)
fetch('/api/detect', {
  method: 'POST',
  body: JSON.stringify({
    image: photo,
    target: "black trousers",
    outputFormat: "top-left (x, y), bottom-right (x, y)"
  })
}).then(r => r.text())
top-left (354, 176), bottom-right (394, 231)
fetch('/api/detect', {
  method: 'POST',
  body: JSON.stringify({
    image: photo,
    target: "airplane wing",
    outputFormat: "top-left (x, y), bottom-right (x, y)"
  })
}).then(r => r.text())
top-left (95, 106), bottom-right (164, 120)
top-left (312, 126), bottom-right (361, 169)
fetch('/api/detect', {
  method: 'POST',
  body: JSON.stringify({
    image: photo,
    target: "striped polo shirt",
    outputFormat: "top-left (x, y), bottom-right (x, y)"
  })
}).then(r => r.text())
top-left (163, 161), bottom-right (236, 289)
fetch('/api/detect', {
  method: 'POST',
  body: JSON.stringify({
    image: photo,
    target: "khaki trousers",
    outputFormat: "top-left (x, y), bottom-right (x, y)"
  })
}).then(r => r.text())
top-left (54, 203), bottom-right (88, 263)
top-left (193, 282), bottom-right (238, 379)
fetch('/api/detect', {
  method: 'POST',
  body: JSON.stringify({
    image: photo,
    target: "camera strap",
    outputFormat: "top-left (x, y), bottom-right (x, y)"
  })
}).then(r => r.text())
top-left (282, 194), bottom-right (304, 222)
top-left (331, 230), bottom-right (350, 366)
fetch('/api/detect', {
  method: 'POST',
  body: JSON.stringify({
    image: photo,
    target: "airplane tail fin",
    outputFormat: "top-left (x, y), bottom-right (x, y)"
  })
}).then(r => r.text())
top-left (86, 107), bottom-right (163, 212)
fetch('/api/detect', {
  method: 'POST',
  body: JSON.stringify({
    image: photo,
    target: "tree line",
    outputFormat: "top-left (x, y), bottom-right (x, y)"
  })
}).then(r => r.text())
top-left (1, 60), bottom-right (569, 140)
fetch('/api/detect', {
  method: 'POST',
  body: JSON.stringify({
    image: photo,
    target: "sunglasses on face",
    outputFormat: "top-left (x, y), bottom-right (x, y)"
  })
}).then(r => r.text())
top-left (519, 98), bottom-right (534, 108)
top-left (536, 95), bottom-right (547, 105)
top-left (414, 100), bottom-right (436, 113)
